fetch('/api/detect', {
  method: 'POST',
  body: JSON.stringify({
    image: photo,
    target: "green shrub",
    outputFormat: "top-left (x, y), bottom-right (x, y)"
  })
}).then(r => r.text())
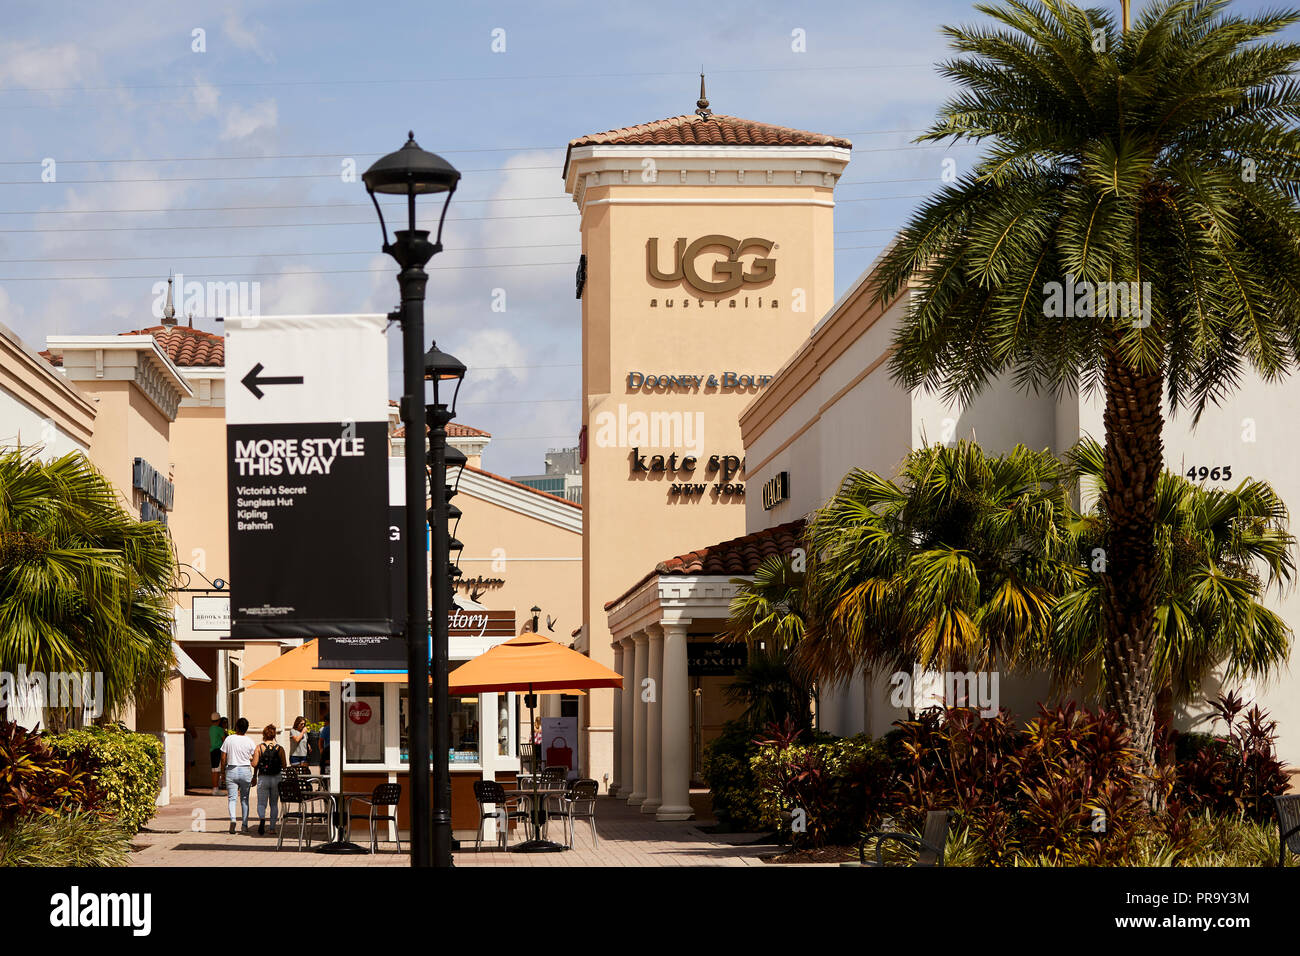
top-left (751, 726), bottom-right (893, 848)
top-left (700, 721), bottom-right (770, 832)
top-left (0, 807), bottom-right (132, 867)
top-left (0, 721), bottom-right (102, 826)
top-left (45, 725), bottom-right (163, 832)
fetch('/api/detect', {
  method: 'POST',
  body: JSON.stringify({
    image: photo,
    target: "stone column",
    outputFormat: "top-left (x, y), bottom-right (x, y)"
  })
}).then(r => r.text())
top-left (610, 641), bottom-right (624, 796)
top-left (641, 626), bottom-right (664, 813)
top-left (656, 621), bottom-right (693, 820)
top-left (627, 631), bottom-right (649, 806)
top-left (619, 637), bottom-right (635, 803)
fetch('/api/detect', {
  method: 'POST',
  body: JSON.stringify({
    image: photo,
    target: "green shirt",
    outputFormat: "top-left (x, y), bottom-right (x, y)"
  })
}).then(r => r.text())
top-left (209, 725), bottom-right (225, 751)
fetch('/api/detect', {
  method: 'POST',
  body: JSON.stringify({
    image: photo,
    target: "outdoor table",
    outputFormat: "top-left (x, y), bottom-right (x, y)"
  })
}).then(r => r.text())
top-left (503, 782), bottom-right (568, 852)
top-left (315, 789), bottom-right (370, 854)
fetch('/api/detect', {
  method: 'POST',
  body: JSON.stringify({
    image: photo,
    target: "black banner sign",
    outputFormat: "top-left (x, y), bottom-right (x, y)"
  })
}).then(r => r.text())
top-left (225, 314), bottom-right (393, 640)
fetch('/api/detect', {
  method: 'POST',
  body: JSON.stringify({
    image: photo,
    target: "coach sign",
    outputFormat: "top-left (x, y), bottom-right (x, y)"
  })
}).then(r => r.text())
top-left (225, 314), bottom-right (391, 639)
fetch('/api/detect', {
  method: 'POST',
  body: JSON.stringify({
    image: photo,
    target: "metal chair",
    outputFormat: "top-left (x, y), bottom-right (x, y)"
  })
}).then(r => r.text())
top-left (1274, 794), bottom-right (1300, 867)
top-left (518, 742), bottom-right (538, 775)
top-left (276, 775), bottom-right (334, 850)
top-left (472, 780), bottom-right (528, 851)
top-left (347, 783), bottom-right (403, 854)
top-left (855, 810), bottom-right (951, 867)
top-left (560, 779), bottom-right (600, 849)
top-left (284, 764), bottom-right (323, 792)
top-left (540, 766), bottom-right (568, 789)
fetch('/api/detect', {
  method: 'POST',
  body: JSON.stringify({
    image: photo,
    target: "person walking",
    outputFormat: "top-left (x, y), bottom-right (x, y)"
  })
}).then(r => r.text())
top-left (208, 712), bottom-right (225, 795)
top-left (289, 716), bottom-right (309, 767)
top-left (251, 724), bottom-right (287, 836)
top-left (219, 717), bottom-right (257, 833)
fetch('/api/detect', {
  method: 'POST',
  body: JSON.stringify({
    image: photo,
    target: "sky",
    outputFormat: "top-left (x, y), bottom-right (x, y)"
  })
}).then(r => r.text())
top-left (1, 0), bottom-right (1292, 476)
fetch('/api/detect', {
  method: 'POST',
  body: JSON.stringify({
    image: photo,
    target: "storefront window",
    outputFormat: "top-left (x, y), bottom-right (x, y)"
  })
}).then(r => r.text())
top-left (399, 669), bottom-right (480, 765)
top-left (343, 682), bottom-right (384, 764)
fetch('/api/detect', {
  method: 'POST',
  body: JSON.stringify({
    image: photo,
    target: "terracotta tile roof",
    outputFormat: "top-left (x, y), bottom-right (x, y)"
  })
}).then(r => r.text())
top-left (120, 325), bottom-right (224, 367)
top-left (566, 114), bottom-right (851, 178)
top-left (569, 114), bottom-right (851, 149)
top-left (390, 422), bottom-right (492, 439)
top-left (605, 518), bottom-right (806, 610)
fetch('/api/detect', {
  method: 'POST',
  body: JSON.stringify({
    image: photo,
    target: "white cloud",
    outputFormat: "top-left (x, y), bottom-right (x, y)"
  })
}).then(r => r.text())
top-left (0, 42), bottom-right (90, 89)
top-left (221, 99), bottom-right (278, 140)
top-left (222, 13), bottom-right (274, 63)
top-left (192, 80), bottom-right (221, 117)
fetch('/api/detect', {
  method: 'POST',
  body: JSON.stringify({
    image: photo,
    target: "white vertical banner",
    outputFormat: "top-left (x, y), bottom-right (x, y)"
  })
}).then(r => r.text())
top-left (225, 314), bottom-right (392, 638)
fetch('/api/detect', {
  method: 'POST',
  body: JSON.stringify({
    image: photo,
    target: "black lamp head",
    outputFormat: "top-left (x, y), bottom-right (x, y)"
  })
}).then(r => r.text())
top-left (363, 132), bottom-right (460, 196)
top-left (423, 342), bottom-right (466, 411)
top-left (363, 132), bottom-right (461, 243)
top-left (443, 443), bottom-right (468, 471)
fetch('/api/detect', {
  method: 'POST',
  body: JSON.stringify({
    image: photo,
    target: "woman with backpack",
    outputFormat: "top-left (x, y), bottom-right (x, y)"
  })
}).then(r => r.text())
top-left (251, 724), bottom-right (287, 836)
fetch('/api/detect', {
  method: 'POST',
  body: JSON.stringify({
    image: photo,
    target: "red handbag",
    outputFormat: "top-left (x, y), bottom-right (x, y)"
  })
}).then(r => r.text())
top-left (545, 737), bottom-right (573, 769)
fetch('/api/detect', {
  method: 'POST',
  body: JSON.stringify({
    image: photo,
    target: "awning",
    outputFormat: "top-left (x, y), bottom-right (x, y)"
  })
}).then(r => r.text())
top-left (171, 642), bottom-right (210, 682)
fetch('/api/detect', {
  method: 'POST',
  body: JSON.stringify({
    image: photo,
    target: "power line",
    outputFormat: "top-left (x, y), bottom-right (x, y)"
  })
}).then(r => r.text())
top-left (0, 193), bottom-right (926, 235)
top-left (0, 245), bottom-right (887, 282)
top-left (0, 164), bottom-right (562, 185)
top-left (0, 242), bottom-right (583, 263)
top-left (0, 263), bottom-right (575, 281)
top-left (0, 178), bottom-right (933, 217)
top-left (0, 130), bottom-right (932, 166)
top-left (0, 225), bottom-right (902, 264)
top-left (0, 143), bottom-right (975, 186)
top-left (0, 64), bottom-right (936, 97)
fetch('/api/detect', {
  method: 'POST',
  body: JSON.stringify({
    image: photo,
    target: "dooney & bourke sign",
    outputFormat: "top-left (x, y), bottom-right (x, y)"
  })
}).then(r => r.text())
top-left (647, 236), bottom-right (775, 294)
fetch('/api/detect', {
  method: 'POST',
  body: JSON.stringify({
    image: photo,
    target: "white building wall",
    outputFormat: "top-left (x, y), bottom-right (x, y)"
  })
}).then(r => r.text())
top-left (0, 390), bottom-right (90, 459)
top-left (744, 279), bottom-right (1300, 763)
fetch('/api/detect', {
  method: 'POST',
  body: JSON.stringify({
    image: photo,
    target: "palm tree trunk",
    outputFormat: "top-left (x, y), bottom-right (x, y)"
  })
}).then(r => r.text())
top-left (1099, 346), bottom-right (1163, 780)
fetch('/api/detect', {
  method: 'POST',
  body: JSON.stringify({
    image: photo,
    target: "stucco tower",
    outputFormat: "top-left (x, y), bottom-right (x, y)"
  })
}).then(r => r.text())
top-left (563, 82), bottom-right (851, 793)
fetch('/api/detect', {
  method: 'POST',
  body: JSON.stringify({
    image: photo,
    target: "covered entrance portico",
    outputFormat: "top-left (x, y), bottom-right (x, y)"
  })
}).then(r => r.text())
top-left (604, 519), bottom-right (804, 821)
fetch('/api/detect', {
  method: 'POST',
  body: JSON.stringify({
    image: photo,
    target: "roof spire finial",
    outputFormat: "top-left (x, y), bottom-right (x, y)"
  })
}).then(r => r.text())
top-left (696, 70), bottom-right (711, 120)
top-left (162, 272), bottom-right (177, 326)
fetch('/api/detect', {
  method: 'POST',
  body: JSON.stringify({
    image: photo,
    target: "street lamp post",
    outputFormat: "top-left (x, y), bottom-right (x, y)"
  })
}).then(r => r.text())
top-left (363, 133), bottom-right (460, 868)
top-left (424, 344), bottom-right (466, 867)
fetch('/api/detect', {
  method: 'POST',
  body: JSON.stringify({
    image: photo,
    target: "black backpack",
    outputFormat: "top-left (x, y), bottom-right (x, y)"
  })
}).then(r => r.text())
top-left (257, 742), bottom-right (283, 775)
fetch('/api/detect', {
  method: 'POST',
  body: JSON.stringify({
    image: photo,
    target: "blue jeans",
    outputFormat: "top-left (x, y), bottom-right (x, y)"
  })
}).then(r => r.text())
top-left (257, 773), bottom-right (281, 827)
top-left (226, 766), bottom-right (252, 828)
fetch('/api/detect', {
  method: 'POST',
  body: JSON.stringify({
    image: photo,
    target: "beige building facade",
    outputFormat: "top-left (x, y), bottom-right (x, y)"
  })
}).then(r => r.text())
top-left (565, 95), bottom-right (852, 801)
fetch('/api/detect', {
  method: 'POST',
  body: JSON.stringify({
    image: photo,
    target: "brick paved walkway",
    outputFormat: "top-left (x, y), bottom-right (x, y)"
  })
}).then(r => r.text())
top-left (130, 790), bottom-right (772, 867)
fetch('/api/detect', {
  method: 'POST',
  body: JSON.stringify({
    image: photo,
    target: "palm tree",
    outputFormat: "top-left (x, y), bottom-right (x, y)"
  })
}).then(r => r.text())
top-left (1051, 437), bottom-right (1294, 721)
top-left (796, 441), bottom-right (1077, 684)
top-left (873, 0), bottom-right (1300, 762)
top-left (725, 554), bottom-right (815, 731)
top-left (726, 553), bottom-right (808, 654)
top-left (0, 449), bottom-right (175, 727)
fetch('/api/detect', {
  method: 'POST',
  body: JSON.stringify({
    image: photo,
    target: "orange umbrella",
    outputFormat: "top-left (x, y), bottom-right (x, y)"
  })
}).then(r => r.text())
top-left (244, 639), bottom-right (407, 689)
top-left (447, 633), bottom-right (622, 694)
